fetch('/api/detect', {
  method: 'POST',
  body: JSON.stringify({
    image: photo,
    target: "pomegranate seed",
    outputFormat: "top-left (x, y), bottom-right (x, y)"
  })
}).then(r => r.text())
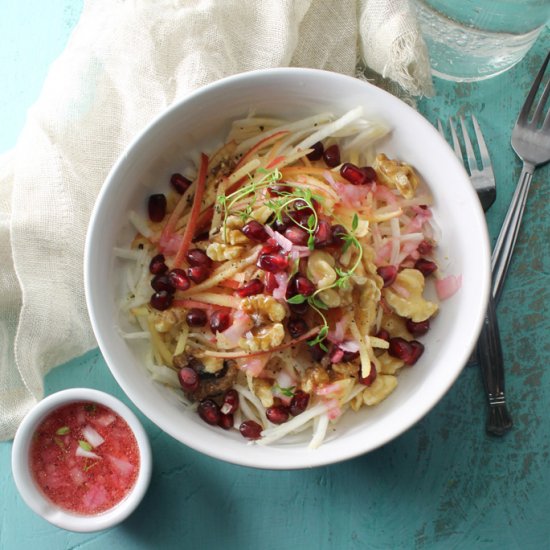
top-left (289, 301), bottom-right (309, 315)
top-left (294, 275), bottom-right (315, 297)
top-left (221, 389), bottom-right (239, 414)
top-left (266, 405), bottom-right (290, 424)
top-left (260, 240), bottom-right (281, 255)
top-left (239, 420), bottom-right (263, 440)
top-left (149, 254), bottom-right (168, 275)
top-left (289, 204), bottom-right (315, 227)
top-left (388, 337), bottom-right (425, 366)
top-left (241, 220), bottom-right (269, 242)
top-left (329, 345), bottom-right (359, 363)
top-left (187, 265), bottom-right (210, 283)
top-left (237, 278), bottom-right (264, 297)
top-left (151, 274), bottom-right (174, 293)
top-left (148, 194), bottom-right (167, 223)
top-left (186, 248), bottom-right (212, 267)
top-left (170, 173), bottom-right (192, 194)
top-left (264, 272), bottom-right (278, 293)
top-left (417, 240), bottom-right (433, 255)
top-left (289, 390), bottom-right (310, 416)
top-left (186, 308), bottom-right (207, 327)
top-left (358, 363), bottom-right (377, 386)
top-left (323, 144), bottom-right (340, 167)
top-left (210, 309), bottom-right (232, 332)
top-left (178, 367), bottom-right (199, 392)
top-left (287, 317), bottom-right (309, 339)
top-left (406, 318), bottom-right (430, 337)
top-left (272, 214), bottom-right (291, 233)
top-left (415, 258), bottom-right (437, 276)
top-left (150, 291), bottom-right (173, 310)
top-left (308, 342), bottom-right (326, 362)
top-left (376, 328), bottom-right (390, 342)
top-left (314, 220), bottom-right (332, 247)
top-left (198, 399), bottom-right (221, 426)
top-left (340, 163), bottom-right (368, 185)
top-left (388, 337), bottom-right (410, 360)
top-left (376, 265), bottom-right (398, 287)
top-left (192, 229), bottom-right (209, 243)
top-left (408, 341), bottom-right (425, 365)
top-left (361, 166), bottom-right (377, 183)
top-left (331, 224), bottom-right (347, 247)
top-left (306, 141), bottom-right (324, 161)
top-left (218, 413), bottom-right (234, 430)
top-left (168, 269), bottom-right (190, 291)
top-left (284, 225), bottom-right (309, 246)
top-left (285, 276), bottom-right (298, 300)
top-left (257, 253), bottom-right (289, 273)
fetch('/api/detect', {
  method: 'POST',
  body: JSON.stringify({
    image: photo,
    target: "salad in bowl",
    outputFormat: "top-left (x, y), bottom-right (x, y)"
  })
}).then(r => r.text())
top-left (85, 68), bottom-right (489, 468)
top-left (116, 107), bottom-right (460, 449)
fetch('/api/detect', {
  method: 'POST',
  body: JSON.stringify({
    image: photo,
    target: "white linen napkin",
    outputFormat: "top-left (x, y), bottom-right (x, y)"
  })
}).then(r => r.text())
top-left (0, 0), bottom-right (432, 440)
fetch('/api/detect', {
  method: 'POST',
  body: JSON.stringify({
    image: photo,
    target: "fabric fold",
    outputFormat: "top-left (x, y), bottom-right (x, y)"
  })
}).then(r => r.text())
top-left (0, 0), bottom-right (432, 439)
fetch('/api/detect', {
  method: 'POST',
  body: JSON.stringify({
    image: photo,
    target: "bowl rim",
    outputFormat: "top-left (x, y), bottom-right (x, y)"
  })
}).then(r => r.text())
top-left (84, 66), bottom-right (491, 469)
top-left (11, 388), bottom-right (152, 532)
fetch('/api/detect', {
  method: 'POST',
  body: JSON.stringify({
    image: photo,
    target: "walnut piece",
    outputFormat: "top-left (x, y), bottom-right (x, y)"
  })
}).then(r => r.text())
top-left (226, 229), bottom-right (249, 246)
top-left (206, 242), bottom-right (244, 261)
top-left (152, 308), bottom-right (185, 333)
top-left (301, 366), bottom-right (330, 394)
top-left (383, 268), bottom-right (438, 322)
top-left (253, 379), bottom-right (275, 408)
top-left (241, 294), bottom-right (286, 323)
top-left (362, 374), bottom-right (398, 406)
top-left (374, 153), bottom-right (419, 200)
top-left (307, 250), bottom-right (337, 288)
top-left (239, 323), bottom-right (285, 352)
top-left (331, 362), bottom-right (359, 378)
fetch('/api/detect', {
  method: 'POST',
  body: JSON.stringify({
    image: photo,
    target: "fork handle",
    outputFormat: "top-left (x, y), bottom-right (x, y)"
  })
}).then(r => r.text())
top-left (477, 294), bottom-right (513, 435)
top-left (491, 163), bottom-right (534, 303)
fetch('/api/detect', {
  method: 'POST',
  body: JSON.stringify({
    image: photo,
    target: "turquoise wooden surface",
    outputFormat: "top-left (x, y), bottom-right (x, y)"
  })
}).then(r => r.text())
top-left (1, 2), bottom-right (549, 548)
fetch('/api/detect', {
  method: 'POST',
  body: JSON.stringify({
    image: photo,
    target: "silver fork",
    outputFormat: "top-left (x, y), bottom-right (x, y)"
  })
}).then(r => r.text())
top-left (438, 115), bottom-right (496, 212)
top-left (476, 50), bottom-right (550, 435)
top-left (491, 50), bottom-right (550, 304)
top-left (438, 116), bottom-right (512, 435)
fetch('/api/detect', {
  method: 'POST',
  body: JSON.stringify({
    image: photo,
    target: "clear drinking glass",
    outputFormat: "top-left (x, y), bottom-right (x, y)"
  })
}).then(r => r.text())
top-left (411, 0), bottom-right (550, 82)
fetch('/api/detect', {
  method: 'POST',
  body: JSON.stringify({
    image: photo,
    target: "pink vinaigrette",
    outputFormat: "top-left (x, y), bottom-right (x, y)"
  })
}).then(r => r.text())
top-left (29, 401), bottom-right (140, 516)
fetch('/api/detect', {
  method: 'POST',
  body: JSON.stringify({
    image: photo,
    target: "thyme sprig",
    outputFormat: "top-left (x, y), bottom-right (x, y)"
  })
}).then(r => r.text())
top-left (265, 186), bottom-right (324, 250)
top-left (287, 213), bottom-right (363, 349)
top-left (217, 168), bottom-right (282, 239)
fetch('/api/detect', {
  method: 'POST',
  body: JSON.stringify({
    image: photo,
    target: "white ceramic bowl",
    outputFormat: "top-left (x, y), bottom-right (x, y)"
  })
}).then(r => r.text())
top-left (85, 68), bottom-right (490, 469)
top-left (11, 388), bottom-right (152, 532)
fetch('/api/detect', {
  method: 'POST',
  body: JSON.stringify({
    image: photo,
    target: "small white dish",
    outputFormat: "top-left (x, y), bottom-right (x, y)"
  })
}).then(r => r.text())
top-left (11, 388), bottom-right (152, 532)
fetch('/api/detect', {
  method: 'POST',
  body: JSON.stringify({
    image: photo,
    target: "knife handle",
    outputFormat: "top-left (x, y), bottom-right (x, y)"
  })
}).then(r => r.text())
top-left (476, 293), bottom-right (513, 436)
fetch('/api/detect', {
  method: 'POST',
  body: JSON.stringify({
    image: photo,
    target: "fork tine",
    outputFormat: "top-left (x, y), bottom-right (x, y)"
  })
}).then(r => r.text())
top-left (460, 116), bottom-right (479, 173)
top-left (436, 119), bottom-right (444, 137)
top-left (471, 115), bottom-right (494, 174)
top-left (448, 117), bottom-right (463, 162)
top-left (531, 76), bottom-right (550, 126)
top-left (517, 50), bottom-right (550, 125)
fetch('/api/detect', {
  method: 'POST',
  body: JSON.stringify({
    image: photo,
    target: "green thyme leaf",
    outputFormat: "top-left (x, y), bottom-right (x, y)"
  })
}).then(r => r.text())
top-left (310, 296), bottom-right (329, 310)
top-left (352, 213), bottom-right (359, 231)
top-left (307, 214), bottom-right (316, 229)
top-left (287, 294), bottom-right (307, 304)
top-left (56, 426), bottom-right (70, 435)
top-left (274, 384), bottom-right (296, 398)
